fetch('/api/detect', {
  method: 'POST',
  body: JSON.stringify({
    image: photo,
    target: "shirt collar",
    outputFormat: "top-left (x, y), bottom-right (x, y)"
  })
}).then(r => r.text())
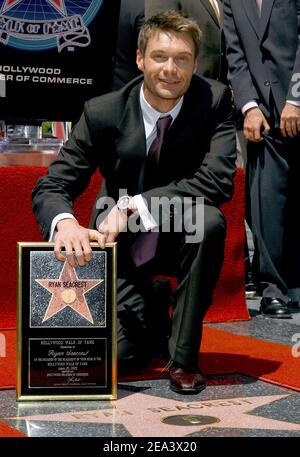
top-left (140, 84), bottom-right (184, 139)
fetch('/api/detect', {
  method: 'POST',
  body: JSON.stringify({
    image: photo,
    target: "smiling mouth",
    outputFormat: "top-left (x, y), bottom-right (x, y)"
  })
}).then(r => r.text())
top-left (159, 79), bottom-right (181, 85)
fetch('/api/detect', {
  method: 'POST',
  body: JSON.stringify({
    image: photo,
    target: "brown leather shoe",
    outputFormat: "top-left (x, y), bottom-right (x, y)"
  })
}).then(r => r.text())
top-left (169, 364), bottom-right (206, 395)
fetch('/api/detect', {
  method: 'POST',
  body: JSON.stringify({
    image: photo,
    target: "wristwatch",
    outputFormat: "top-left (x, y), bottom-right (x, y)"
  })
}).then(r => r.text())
top-left (117, 195), bottom-right (134, 216)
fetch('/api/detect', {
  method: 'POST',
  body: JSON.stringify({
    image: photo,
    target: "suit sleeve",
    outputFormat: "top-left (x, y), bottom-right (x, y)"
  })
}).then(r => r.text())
top-left (222, 0), bottom-right (260, 112)
top-left (145, 0), bottom-right (181, 17)
top-left (141, 85), bottom-right (237, 221)
top-left (287, 0), bottom-right (300, 101)
top-left (32, 104), bottom-right (99, 239)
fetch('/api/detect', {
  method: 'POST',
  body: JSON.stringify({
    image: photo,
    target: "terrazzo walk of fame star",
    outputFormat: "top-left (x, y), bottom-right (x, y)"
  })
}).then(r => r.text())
top-left (30, 250), bottom-right (106, 327)
top-left (36, 261), bottom-right (103, 324)
top-left (7, 391), bottom-right (300, 437)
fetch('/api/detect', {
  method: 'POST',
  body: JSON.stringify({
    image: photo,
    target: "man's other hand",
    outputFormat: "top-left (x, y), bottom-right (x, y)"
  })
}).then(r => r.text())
top-left (97, 204), bottom-right (128, 245)
top-left (54, 219), bottom-right (103, 267)
top-left (280, 103), bottom-right (300, 138)
top-left (244, 107), bottom-right (270, 142)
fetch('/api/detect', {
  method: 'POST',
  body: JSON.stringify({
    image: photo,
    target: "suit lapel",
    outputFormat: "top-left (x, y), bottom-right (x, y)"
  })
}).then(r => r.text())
top-left (114, 82), bottom-right (146, 193)
top-left (241, 0), bottom-right (260, 39)
top-left (259, 0), bottom-right (275, 41)
top-left (114, 83), bottom-right (146, 161)
top-left (161, 77), bottom-right (208, 159)
top-left (201, 0), bottom-right (220, 27)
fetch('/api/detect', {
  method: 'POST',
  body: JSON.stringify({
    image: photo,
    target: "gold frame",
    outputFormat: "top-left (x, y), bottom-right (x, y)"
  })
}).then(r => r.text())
top-left (17, 242), bottom-right (117, 401)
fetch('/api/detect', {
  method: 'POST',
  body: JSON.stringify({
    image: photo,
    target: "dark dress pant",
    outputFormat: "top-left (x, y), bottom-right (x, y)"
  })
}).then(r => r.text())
top-left (246, 133), bottom-right (300, 302)
top-left (116, 204), bottom-right (226, 369)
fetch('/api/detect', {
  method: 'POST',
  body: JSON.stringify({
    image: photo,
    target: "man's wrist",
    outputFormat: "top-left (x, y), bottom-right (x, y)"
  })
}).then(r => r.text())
top-left (117, 195), bottom-right (136, 216)
top-left (286, 100), bottom-right (300, 108)
top-left (242, 101), bottom-right (259, 116)
top-left (57, 218), bottom-right (78, 229)
top-left (49, 213), bottom-right (75, 242)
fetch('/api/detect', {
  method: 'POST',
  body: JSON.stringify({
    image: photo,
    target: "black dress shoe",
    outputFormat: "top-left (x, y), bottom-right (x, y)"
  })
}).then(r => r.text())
top-left (118, 338), bottom-right (152, 376)
top-left (260, 297), bottom-right (292, 319)
top-left (118, 354), bottom-right (151, 376)
top-left (118, 349), bottom-right (152, 376)
top-left (169, 363), bottom-right (206, 395)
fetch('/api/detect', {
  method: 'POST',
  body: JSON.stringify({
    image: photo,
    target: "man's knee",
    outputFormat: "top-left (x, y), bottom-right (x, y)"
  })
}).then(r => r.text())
top-left (183, 204), bottom-right (226, 245)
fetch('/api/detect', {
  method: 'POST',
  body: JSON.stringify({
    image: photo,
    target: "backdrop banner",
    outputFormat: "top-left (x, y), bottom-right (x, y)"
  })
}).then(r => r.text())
top-left (0, 0), bottom-right (120, 122)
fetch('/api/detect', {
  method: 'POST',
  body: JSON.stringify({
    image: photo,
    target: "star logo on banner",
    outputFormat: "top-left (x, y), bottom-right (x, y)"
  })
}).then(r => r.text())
top-left (1, 0), bottom-right (67, 15)
top-left (10, 393), bottom-right (300, 437)
top-left (1, 0), bottom-right (22, 14)
top-left (36, 261), bottom-right (103, 324)
top-left (47, 0), bottom-right (66, 16)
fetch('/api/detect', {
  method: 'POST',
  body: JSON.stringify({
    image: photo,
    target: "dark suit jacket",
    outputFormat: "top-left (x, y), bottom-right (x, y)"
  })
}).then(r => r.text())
top-left (112, 0), bottom-right (144, 90)
top-left (145, 0), bottom-right (227, 82)
top-left (223, 0), bottom-right (300, 118)
top-left (32, 75), bottom-right (236, 239)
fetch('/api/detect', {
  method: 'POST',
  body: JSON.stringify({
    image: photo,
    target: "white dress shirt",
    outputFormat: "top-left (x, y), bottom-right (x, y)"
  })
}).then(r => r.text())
top-left (134, 86), bottom-right (183, 230)
top-left (242, 99), bottom-right (300, 116)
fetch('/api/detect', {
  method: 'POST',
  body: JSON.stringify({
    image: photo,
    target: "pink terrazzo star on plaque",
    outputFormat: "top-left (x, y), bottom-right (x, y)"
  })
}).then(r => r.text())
top-left (36, 261), bottom-right (103, 324)
top-left (9, 393), bottom-right (300, 437)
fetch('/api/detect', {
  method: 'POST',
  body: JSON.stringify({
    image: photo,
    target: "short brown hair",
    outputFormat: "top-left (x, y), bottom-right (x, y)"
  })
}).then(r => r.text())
top-left (138, 10), bottom-right (202, 57)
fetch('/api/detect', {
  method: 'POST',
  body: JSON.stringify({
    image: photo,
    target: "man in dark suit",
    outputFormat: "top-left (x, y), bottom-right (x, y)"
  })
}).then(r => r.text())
top-left (145, 0), bottom-right (227, 82)
top-left (112, 0), bottom-right (144, 90)
top-left (223, 0), bottom-right (300, 318)
top-left (33, 11), bottom-right (236, 394)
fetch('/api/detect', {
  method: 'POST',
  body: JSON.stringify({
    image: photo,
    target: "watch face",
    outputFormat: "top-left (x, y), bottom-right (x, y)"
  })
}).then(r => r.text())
top-left (118, 196), bottom-right (130, 210)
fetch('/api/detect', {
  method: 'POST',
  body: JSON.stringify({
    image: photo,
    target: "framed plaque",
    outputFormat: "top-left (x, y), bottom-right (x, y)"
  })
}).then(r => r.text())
top-left (17, 242), bottom-right (117, 401)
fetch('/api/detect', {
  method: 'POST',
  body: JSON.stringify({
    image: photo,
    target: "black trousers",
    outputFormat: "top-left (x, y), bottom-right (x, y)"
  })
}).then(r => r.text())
top-left (116, 204), bottom-right (226, 369)
top-left (247, 133), bottom-right (300, 302)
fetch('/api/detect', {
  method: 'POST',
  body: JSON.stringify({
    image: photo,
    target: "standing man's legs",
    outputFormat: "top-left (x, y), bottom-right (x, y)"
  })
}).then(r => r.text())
top-left (247, 136), bottom-right (292, 317)
top-left (282, 138), bottom-right (300, 305)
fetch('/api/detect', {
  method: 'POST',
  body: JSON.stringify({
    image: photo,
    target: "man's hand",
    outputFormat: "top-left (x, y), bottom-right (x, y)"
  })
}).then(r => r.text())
top-left (280, 103), bottom-right (300, 138)
top-left (244, 107), bottom-right (270, 142)
top-left (54, 205), bottom-right (132, 267)
top-left (97, 204), bottom-right (128, 245)
top-left (54, 219), bottom-right (103, 267)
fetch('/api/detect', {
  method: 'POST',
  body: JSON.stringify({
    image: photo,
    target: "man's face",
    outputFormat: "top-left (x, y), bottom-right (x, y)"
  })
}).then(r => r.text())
top-left (136, 30), bottom-right (198, 111)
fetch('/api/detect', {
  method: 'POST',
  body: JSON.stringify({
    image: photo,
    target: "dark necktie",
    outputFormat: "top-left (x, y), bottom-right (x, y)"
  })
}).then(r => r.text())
top-left (130, 115), bottom-right (172, 267)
